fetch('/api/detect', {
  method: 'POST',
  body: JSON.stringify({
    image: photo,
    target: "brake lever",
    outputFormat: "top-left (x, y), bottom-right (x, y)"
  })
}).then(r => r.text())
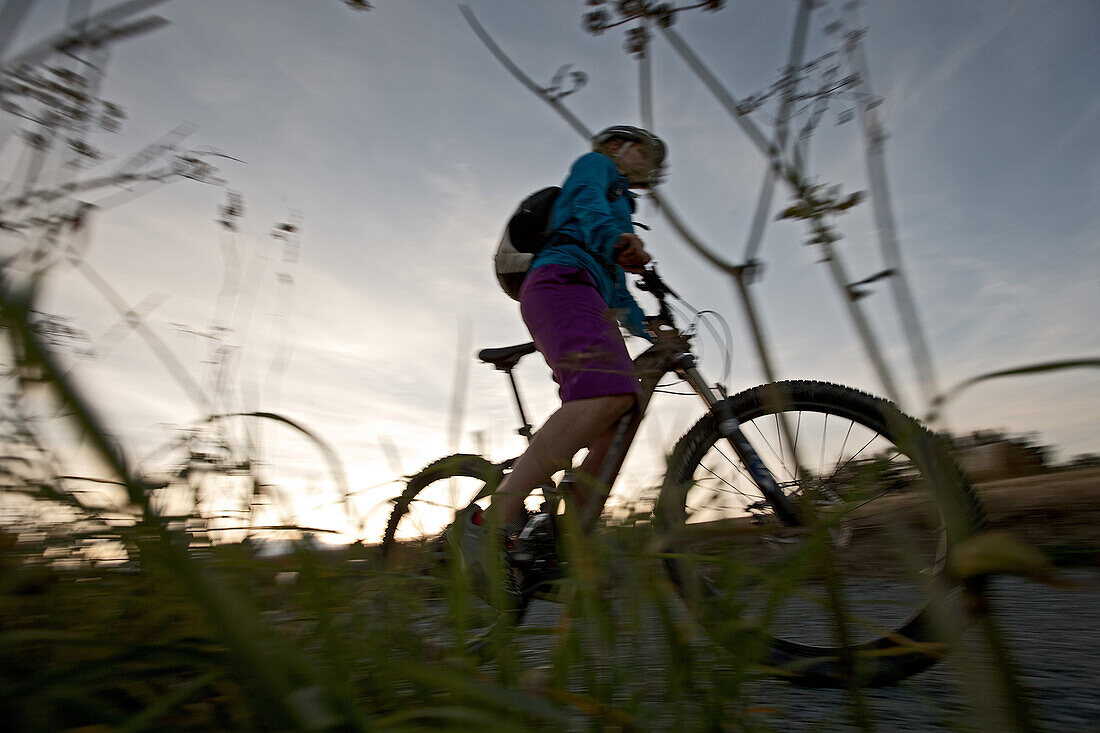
top-left (637, 266), bottom-right (680, 300)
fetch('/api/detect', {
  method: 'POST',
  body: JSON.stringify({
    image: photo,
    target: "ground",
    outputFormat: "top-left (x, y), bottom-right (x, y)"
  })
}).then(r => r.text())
top-left (972, 466), bottom-right (1100, 566)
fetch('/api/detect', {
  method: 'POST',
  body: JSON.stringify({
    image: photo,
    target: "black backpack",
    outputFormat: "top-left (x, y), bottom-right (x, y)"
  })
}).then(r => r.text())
top-left (494, 183), bottom-right (626, 301)
top-left (506, 186), bottom-right (562, 254)
top-left (494, 187), bottom-right (562, 300)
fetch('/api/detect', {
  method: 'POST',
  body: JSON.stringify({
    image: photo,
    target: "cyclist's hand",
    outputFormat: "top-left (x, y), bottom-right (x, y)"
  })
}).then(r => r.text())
top-left (615, 233), bottom-right (651, 274)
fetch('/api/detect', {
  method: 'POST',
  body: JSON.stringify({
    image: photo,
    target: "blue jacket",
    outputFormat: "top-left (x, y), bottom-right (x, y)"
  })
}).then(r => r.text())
top-left (530, 151), bottom-right (648, 338)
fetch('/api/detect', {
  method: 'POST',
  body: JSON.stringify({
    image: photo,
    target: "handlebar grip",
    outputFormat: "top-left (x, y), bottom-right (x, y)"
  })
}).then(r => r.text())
top-left (637, 266), bottom-right (679, 300)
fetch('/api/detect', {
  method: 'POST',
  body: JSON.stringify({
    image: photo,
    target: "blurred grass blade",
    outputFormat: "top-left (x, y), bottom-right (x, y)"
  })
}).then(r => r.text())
top-left (394, 661), bottom-right (570, 725)
top-left (118, 670), bottom-right (222, 733)
top-left (949, 530), bottom-right (1067, 586)
top-left (928, 358), bottom-right (1100, 421)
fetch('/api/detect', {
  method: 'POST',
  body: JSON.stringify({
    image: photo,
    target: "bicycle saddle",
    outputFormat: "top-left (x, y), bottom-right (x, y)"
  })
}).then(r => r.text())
top-left (478, 342), bottom-right (536, 370)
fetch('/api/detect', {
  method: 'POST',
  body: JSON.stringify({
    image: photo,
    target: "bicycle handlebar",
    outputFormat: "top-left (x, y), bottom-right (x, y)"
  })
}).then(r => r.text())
top-left (635, 266), bottom-right (679, 300)
top-left (636, 266), bottom-right (679, 327)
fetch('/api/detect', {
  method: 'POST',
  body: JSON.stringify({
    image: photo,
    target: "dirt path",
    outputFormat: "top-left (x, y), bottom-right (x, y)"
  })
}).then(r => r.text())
top-left (512, 468), bottom-right (1100, 730)
top-left (973, 466), bottom-right (1100, 564)
top-left (739, 568), bottom-right (1100, 731)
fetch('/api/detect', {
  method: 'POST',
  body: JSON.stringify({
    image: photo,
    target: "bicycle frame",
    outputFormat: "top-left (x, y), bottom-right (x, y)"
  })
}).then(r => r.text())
top-left (487, 267), bottom-right (799, 534)
top-left (579, 331), bottom-right (798, 531)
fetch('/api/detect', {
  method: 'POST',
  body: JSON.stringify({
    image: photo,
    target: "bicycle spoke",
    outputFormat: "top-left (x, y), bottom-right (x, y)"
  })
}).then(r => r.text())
top-left (747, 418), bottom-right (788, 480)
top-left (695, 460), bottom-right (761, 505)
top-left (822, 428), bottom-right (877, 489)
top-left (412, 496), bottom-right (468, 512)
top-left (790, 410), bottom-right (803, 482)
top-left (772, 411), bottom-right (786, 479)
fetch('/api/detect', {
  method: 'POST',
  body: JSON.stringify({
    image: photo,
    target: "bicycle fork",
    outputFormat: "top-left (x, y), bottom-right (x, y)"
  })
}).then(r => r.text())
top-left (673, 352), bottom-right (801, 527)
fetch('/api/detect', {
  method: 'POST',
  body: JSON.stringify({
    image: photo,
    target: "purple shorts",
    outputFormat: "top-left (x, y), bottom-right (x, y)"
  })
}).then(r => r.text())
top-left (519, 265), bottom-right (640, 403)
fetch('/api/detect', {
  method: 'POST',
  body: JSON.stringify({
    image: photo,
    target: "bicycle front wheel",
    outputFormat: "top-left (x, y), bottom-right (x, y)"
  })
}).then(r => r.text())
top-left (656, 380), bottom-right (985, 687)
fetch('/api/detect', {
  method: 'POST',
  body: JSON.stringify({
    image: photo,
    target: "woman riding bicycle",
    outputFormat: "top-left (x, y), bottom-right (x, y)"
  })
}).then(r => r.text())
top-left (451, 125), bottom-right (667, 603)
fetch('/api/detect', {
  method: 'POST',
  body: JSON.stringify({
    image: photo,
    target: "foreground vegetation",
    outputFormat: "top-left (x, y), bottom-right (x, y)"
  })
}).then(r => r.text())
top-left (0, 521), bottom-right (758, 731)
top-left (2, 481), bottom-right (1082, 733)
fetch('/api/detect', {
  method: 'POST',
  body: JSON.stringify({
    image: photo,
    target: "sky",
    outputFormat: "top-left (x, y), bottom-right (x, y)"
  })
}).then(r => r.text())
top-left (2, 0), bottom-right (1098, 543)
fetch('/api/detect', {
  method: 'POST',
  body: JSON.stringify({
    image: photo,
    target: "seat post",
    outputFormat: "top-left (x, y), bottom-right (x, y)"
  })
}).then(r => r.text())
top-left (503, 367), bottom-right (535, 443)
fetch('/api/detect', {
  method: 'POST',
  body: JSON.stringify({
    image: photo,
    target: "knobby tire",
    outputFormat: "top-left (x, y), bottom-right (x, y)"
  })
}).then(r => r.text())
top-left (656, 380), bottom-right (986, 687)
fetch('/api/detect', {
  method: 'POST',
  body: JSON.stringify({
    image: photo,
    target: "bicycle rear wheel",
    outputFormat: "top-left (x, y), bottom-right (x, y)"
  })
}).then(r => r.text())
top-left (380, 454), bottom-right (529, 641)
top-left (381, 453), bottom-right (503, 560)
top-left (656, 380), bottom-right (985, 687)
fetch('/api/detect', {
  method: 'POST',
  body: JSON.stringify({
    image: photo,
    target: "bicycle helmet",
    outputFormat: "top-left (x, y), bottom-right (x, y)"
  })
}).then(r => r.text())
top-left (591, 124), bottom-right (667, 187)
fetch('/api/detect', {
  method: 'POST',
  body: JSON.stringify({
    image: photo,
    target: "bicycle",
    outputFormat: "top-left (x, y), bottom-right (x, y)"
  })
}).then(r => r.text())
top-left (381, 267), bottom-right (986, 687)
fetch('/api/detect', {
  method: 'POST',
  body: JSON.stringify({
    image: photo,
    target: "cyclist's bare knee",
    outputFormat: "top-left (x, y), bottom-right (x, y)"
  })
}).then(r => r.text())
top-left (600, 393), bottom-right (636, 420)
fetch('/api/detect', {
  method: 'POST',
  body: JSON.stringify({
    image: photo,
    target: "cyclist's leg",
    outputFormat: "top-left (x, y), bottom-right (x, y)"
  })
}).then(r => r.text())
top-left (569, 415), bottom-right (633, 517)
top-left (490, 393), bottom-right (634, 522)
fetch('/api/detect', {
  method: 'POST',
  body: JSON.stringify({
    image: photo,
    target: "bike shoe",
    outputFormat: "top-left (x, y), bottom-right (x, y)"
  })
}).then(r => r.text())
top-left (445, 506), bottom-right (525, 613)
